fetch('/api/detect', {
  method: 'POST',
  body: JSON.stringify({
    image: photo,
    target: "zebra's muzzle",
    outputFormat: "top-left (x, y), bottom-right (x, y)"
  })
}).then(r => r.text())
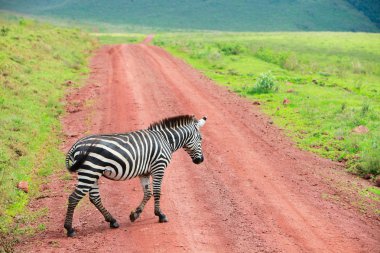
top-left (193, 156), bottom-right (204, 164)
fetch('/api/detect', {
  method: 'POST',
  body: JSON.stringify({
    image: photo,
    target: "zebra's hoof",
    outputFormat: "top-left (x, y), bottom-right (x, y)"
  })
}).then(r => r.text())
top-left (158, 215), bottom-right (168, 223)
top-left (66, 228), bottom-right (76, 237)
top-left (130, 211), bottom-right (140, 222)
top-left (110, 221), bottom-right (119, 228)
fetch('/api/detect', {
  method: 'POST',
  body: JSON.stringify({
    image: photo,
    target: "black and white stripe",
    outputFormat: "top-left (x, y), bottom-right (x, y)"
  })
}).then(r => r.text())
top-left (63, 115), bottom-right (207, 237)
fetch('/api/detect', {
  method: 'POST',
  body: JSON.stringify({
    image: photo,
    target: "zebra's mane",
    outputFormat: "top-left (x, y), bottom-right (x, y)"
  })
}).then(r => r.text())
top-left (148, 115), bottom-right (197, 130)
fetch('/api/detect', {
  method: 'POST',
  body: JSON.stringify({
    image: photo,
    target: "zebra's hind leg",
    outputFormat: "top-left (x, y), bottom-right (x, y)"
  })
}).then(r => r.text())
top-left (64, 187), bottom-right (90, 237)
top-left (152, 172), bottom-right (168, 223)
top-left (89, 184), bottom-right (119, 228)
top-left (64, 170), bottom-right (102, 237)
top-left (130, 176), bottom-right (152, 222)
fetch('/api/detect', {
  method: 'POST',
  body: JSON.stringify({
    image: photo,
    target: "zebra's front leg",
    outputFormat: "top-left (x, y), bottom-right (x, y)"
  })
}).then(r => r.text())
top-left (152, 173), bottom-right (168, 223)
top-left (130, 176), bottom-right (152, 222)
top-left (89, 184), bottom-right (119, 228)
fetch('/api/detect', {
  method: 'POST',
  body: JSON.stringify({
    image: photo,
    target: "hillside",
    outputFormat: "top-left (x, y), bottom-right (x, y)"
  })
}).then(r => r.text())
top-left (347, 0), bottom-right (380, 29)
top-left (0, 0), bottom-right (379, 32)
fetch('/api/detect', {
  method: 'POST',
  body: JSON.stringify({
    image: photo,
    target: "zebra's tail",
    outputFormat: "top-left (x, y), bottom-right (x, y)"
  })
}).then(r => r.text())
top-left (65, 141), bottom-right (98, 173)
top-left (65, 151), bottom-right (88, 173)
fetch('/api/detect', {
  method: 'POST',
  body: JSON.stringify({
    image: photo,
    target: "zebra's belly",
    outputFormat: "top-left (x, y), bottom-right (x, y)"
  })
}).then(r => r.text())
top-left (101, 163), bottom-right (151, 181)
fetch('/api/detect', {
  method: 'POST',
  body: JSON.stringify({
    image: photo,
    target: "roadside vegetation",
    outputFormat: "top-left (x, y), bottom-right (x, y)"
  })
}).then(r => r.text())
top-left (0, 15), bottom-right (94, 249)
top-left (152, 32), bottom-right (380, 180)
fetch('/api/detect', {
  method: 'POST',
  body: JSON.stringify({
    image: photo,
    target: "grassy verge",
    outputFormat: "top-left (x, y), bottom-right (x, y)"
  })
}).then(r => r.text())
top-left (151, 32), bottom-right (380, 180)
top-left (0, 15), bottom-right (95, 248)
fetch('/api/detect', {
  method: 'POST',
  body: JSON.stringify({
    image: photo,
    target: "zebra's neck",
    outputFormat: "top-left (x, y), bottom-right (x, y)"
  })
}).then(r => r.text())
top-left (147, 115), bottom-right (197, 153)
top-left (157, 127), bottom-right (191, 152)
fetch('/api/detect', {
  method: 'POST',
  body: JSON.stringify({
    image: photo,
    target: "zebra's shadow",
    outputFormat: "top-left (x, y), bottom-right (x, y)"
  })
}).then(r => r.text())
top-left (75, 216), bottom-right (159, 234)
top-left (47, 216), bottom-right (160, 240)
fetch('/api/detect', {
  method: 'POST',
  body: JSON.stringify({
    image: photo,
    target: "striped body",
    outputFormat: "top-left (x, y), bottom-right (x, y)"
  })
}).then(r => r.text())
top-left (69, 130), bottom-right (172, 181)
top-left (63, 115), bottom-right (207, 237)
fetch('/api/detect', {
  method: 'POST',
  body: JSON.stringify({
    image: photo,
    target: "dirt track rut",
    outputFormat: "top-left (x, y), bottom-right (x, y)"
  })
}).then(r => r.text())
top-left (16, 43), bottom-right (379, 253)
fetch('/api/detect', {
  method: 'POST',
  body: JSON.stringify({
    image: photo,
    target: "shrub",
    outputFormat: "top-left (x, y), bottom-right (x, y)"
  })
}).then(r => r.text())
top-left (354, 149), bottom-right (380, 177)
top-left (1, 26), bottom-right (10, 37)
top-left (217, 43), bottom-right (243, 56)
top-left (249, 71), bottom-right (277, 94)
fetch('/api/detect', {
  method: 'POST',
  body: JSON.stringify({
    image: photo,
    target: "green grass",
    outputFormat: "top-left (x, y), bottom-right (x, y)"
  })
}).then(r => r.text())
top-left (150, 32), bottom-right (380, 178)
top-left (368, 187), bottom-right (380, 196)
top-left (0, 15), bottom-right (95, 243)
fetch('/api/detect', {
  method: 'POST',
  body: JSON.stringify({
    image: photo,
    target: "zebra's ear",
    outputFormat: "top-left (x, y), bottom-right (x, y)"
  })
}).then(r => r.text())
top-left (197, 116), bottom-right (207, 128)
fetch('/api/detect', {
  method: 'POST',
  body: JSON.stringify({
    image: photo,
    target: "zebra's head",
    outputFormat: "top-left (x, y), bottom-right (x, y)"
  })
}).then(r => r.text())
top-left (184, 116), bottom-right (207, 164)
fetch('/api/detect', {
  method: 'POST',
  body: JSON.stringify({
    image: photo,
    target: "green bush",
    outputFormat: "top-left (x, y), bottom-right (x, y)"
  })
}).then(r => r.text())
top-left (217, 43), bottom-right (243, 56)
top-left (1, 26), bottom-right (10, 36)
top-left (348, 142), bottom-right (380, 177)
top-left (249, 71), bottom-right (277, 94)
top-left (360, 147), bottom-right (380, 176)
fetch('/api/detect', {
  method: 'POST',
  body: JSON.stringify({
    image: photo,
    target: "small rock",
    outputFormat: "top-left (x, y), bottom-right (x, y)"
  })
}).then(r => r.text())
top-left (268, 120), bottom-right (273, 125)
top-left (64, 80), bottom-right (74, 86)
top-left (67, 107), bottom-right (81, 113)
top-left (17, 181), bottom-right (28, 193)
top-left (363, 174), bottom-right (371, 180)
top-left (252, 101), bottom-right (261, 105)
top-left (375, 176), bottom-right (380, 187)
top-left (283, 98), bottom-right (290, 105)
top-left (352, 125), bottom-right (369, 134)
top-left (65, 132), bottom-right (78, 138)
top-left (40, 184), bottom-right (50, 191)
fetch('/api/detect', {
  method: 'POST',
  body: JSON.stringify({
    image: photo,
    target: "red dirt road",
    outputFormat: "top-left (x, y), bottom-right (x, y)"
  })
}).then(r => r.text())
top-left (17, 44), bottom-right (379, 252)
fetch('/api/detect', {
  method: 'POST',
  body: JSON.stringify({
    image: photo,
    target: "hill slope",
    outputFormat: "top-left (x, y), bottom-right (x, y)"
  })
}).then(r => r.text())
top-left (346, 0), bottom-right (380, 29)
top-left (0, 0), bottom-right (378, 32)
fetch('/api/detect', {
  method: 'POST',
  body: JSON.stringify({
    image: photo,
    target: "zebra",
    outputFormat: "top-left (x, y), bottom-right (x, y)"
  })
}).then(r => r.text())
top-left (64, 115), bottom-right (207, 237)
